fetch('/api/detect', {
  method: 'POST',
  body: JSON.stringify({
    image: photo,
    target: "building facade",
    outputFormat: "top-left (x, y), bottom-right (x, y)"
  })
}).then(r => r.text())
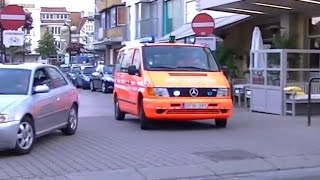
top-left (40, 7), bottom-right (71, 52)
top-left (121, 0), bottom-right (184, 43)
top-left (94, 0), bottom-right (127, 65)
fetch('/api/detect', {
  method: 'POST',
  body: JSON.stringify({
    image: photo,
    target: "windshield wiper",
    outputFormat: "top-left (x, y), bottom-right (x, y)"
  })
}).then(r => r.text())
top-left (175, 66), bottom-right (212, 71)
top-left (148, 66), bottom-right (176, 69)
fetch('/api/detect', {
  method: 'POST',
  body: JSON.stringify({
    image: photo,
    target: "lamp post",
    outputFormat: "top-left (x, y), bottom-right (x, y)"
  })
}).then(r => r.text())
top-left (62, 23), bottom-right (77, 65)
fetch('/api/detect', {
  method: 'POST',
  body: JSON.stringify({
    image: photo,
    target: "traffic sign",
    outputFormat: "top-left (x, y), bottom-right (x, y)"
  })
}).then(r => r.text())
top-left (191, 13), bottom-right (215, 36)
top-left (0, 5), bottom-right (26, 30)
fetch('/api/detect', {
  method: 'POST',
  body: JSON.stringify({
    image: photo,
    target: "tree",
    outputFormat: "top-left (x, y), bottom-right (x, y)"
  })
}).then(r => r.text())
top-left (35, 31), bottom-right (57, 58)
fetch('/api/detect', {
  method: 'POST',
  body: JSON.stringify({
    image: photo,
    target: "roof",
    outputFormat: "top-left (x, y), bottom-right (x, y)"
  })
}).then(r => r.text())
top-left (40, 7), bottom-right (68, 13)
top-left (201, 0), bottom-right (320, 17)
top-left (70, 12), bottom-right (82, 27)
top-left (0, 63), bottom-right (55, 70)
top-left (78, 17), bottom-right (88, 30)
top-left (158, 13), bottom-right (250, 42)
top-left (121, 42), bottom-right (206, 50)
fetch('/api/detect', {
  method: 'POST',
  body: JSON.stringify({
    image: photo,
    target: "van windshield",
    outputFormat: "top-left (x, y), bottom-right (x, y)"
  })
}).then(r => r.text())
top-left (142, 46), bottom-right (220, 72)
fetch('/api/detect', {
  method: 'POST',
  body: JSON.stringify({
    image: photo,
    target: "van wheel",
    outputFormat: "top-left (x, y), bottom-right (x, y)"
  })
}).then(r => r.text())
top-left (114, 97), bottom-right (125, 120)
top-left (14, 117), bottom-right (35, 155)
top-left (139, 99), bottom-right (151, 130)
top-left (215, 119), bottom-right (227, 128)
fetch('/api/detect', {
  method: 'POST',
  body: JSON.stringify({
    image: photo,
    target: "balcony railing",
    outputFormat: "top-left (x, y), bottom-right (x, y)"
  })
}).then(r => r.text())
top-left (135, 18), bottom-right (158, 39)
top-left (122, 25), bottom-right (130, 42)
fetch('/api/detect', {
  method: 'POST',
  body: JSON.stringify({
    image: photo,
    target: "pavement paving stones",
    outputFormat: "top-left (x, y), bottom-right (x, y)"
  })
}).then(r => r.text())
top-left (1, 90), bottom-right (320, 180)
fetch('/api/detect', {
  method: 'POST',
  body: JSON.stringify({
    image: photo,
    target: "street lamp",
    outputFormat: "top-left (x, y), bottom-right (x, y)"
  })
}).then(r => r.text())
top-left (62, 23), bottom-right (77, 65)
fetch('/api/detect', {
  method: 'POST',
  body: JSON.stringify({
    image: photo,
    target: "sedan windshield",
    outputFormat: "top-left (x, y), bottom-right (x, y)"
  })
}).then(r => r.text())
top-left (142, 46), bottom-right (220, 72)
top-left (71, 67), bottom-right (81, 73)
top-left (103, 66), bottom-right (114, 74)
top-left (83, 67), bottom-right (95, 74)
top-left (0, 68), bottom-right (31, 95)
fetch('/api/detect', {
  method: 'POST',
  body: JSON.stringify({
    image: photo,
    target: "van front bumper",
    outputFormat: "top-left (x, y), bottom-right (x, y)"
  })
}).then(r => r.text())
top-left (143, 98), bottom-right (233, 120)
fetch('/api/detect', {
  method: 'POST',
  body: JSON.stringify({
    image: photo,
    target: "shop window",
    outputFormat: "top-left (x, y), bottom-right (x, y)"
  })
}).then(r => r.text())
top-left (309, 17), bottom-right (320, 36)
top-left (117, 6), bottom-right (126, 26)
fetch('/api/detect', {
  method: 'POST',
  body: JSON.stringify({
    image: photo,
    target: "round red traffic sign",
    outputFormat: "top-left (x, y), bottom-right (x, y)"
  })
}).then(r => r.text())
top-left (191, 13), bottom-right (215, 36)
top-left (0, 5), bottom-right (26, 30)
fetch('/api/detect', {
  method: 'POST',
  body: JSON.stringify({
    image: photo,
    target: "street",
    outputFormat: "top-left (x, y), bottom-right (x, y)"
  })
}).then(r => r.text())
top-left (1, 90), bottom-right (320, 180)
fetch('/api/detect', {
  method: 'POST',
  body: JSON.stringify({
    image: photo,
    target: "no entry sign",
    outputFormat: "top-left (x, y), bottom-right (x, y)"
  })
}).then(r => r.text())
top-left (191, 13), bottom-right (215, 36)
top-left (0, 5), bottom-right (26, 30)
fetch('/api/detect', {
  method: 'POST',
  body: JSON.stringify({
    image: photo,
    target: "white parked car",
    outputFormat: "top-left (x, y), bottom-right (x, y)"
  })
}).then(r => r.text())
top-left (0, 63), bottom-right (79, 155)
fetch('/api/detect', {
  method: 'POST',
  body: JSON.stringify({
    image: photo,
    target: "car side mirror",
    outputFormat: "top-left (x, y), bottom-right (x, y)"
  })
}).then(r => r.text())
top-left (34, 85), bottom-right (50, 94)
top-left (222, 66), bottom-right (229, 77)
top-left (128, 65), bottom-right (138, 75)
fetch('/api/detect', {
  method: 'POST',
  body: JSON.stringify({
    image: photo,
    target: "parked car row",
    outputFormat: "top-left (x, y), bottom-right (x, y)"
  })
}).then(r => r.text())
top-left (60, 64), bottom-right (115, 93)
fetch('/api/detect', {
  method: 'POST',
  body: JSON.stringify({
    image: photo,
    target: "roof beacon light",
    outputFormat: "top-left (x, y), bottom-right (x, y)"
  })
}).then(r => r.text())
top-left (140, 36), bottom-right (155, 43)
top-left (169, 35), bottom-right (176, 43)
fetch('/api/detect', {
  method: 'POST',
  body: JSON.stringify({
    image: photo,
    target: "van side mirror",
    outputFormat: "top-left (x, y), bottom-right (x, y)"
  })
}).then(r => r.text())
top-left (128, 65), bottom-right (138, 75)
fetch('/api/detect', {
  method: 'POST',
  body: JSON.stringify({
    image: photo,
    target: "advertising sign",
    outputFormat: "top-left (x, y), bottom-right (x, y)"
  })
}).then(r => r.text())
top-left (3, 30), bottom-right (25, 47)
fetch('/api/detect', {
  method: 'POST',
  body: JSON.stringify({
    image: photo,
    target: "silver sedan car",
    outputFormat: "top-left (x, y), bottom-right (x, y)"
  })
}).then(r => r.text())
top-left (0, 63), bottom-right (79, 155)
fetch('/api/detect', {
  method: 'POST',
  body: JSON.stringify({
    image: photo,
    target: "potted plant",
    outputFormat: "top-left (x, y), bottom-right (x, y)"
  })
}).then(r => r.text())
top-left (215, 44), bottom-right (238, 79)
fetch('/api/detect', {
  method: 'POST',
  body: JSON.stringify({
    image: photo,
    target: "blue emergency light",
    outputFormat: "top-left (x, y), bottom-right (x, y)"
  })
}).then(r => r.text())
top-left (140, 36), bottom-right (155, 43)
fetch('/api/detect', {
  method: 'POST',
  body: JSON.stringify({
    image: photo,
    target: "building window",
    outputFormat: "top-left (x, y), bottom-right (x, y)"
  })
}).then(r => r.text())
top-left (185, 0), bottom-right (197, 23)
top-left (117, 6), bottom-right (126, 26)
top-left (50, 26), bottom-right (61, 35)
top-left (101, 11), bottom-right (106, 29)
top-left (110, 7), bottom-right (116, 28)
top-left (50, 14), bottom-right (53, 19)
top-left (46, 14), bottom-right (49, 19)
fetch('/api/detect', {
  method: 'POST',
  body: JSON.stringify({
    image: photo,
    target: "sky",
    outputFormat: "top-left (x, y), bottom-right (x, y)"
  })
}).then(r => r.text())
top-left (7, 0), bottom-right (95, 15)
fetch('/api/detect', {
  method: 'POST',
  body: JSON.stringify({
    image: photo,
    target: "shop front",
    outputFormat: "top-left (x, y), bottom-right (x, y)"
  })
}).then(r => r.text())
top-left (199, 0), bottom-right (320, 115)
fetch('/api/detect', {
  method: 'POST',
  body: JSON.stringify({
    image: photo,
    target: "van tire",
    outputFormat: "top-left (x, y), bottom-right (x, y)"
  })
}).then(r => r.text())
top-left (139, 99), bottom-right (151, 130)
top-left (215, 119), bottom-right (227, 128)
top-left (114, 97), bottom-right (125, 120)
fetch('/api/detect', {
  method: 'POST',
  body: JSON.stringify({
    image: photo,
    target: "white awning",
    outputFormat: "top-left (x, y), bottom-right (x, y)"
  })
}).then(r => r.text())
top-left (158, 14), bottom-right (250, 42)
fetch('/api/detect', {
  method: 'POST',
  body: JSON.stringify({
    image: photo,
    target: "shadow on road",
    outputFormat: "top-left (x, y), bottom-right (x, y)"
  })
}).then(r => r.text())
top-left (124, 118), bottom-right (221, 131)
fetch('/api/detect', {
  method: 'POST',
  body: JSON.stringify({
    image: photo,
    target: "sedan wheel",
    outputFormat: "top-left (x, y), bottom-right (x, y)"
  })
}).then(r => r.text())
top-left (101, 82), bottom-right (107, 93)
top-left (61, 106), bottom-right (78, 135)
top-left (90, 81), bottom-right (96, 91)
top-left (14, 118), bottom-right (35, 155)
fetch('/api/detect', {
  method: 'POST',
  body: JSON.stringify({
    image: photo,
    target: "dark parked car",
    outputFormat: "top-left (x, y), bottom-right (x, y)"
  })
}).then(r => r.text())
top-left (90, 65), bottom-right (114, 93)
top-left (75, 66), bottom-right (96, 89)
top-left (67, 66), bottom-right (81, 86)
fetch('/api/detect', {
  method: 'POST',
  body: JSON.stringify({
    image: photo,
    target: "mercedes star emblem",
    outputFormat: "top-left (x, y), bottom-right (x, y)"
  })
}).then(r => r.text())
top-left (189, 88), bottom-right (199, 97)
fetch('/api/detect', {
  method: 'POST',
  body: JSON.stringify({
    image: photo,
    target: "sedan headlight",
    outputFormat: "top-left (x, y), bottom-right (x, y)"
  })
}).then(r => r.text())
top-left (217, 88), bottom-right (229, 97)
top-left (83, 76), bottom-right (90, 81)
top-left (103, 77), bottom-right (114, 82)
top-left (153, 88), bottom-right (169, 97)
top-left (0, 114), bottom-right (8, 123)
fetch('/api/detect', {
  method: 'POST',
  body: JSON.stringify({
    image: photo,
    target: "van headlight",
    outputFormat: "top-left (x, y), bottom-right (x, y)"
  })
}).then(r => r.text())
top-left (217, 88), bottom-right (228, 97)
top-left (0, 114), bottom-right (8, 123)
top-left (154, 88), bottom-right (169, 97)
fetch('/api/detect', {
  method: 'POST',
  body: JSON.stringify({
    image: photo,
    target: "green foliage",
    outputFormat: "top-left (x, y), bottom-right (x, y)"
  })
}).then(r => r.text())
top-left (272, 32), bottom-right (296, 49)
top-left (215, 44), bottom-right (238, 77)
top-left (35, 31), bottom-right (57, 57)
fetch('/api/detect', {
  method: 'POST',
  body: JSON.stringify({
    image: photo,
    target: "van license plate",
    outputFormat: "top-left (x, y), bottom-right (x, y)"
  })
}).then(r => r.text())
top-left (183, 103), bottom-right (208, 109)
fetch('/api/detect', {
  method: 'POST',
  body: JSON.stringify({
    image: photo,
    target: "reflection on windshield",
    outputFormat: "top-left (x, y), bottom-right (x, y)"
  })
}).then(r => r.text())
top-left (103, 66), bottom-right (114, 74)
top-left (142, 46), bottom-right (219, 71)
top-left (83, 67), bottom-right (95, 74)
top-left (0, 68), bottom-right (31, 95)
top-left (71, 68), bottom-right (81, 73)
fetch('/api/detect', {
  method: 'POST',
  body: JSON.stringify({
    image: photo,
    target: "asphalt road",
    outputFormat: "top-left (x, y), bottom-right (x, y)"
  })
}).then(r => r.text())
top-left (0, 90), bottom-right (320, 180)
